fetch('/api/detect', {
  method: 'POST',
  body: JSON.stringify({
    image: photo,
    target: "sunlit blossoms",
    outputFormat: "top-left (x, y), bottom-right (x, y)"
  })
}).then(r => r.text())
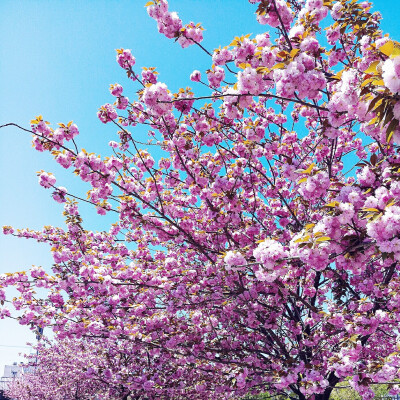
top-left (142, 82), bottom-right (173, 116)
top-left (116, 48), bottom-right (136, 70)
top-left (38, 171), bottom-right (56, 189)
top-left (382, 56), bottom-right (400, 93)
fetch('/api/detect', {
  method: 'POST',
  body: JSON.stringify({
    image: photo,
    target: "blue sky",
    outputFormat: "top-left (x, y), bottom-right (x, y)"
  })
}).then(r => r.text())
top-left (0, 0), bottom-right (398, 373)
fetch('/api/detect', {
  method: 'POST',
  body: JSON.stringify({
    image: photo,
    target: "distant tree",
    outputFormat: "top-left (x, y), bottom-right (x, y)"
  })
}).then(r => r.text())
top-left (5, 338), bottom-right (229, 400)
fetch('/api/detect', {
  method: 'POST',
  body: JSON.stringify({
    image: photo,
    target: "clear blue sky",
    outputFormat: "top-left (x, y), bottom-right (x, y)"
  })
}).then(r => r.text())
top-left (0, 0), bottom-right (398, 373)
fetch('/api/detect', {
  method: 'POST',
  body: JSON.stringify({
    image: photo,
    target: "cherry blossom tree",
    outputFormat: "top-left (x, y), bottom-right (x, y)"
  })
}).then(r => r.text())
top-left (5, 337), bottom-right (228, 400)
top-left (2, 0), bottom-right (400, 399)
top-left (5, 340), bottom-right (112, 400)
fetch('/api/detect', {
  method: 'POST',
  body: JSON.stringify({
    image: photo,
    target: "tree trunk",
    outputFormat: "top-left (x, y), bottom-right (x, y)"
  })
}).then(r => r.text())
top-left (315, 391), bottom-right (333, 400)
top-left (316, 371), bottom-right (340, 400)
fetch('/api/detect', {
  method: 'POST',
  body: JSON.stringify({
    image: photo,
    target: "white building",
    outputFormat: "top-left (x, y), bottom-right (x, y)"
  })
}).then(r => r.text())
top-left (2, 364), bottom-right (22, 380)
top-left (0, 363), bottom-right (25, 394)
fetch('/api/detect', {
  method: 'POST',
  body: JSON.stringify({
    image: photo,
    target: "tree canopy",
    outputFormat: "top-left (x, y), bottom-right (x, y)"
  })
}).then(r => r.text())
top-left (3, 0), bottom-right (400, 399)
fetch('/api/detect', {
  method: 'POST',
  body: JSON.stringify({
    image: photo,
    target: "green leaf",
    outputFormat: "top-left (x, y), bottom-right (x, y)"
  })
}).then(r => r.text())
top-left (371, 79), bottom-right (385, 86)
top-left (325, 201), bottom-right (339, 208)
top-left (349, 334), bottom-right (359, 344)
top-left (272, 63), bottom-right (286, 69)
top-left (289, 48), bottom-right (300, 58)
top-left (316, 236), bottom-right (331, 243)
top-left (379, 40), bottom-right (394, 57)
top-left (391, 43), bottom-right (400, 57)
top-left (364, 60), bottom-right (380, 74)
top-left (386, 118), bottom-right (398, 142)
top-left (383, 109), bottom-right (394, 127)
top-left (367, 96), bottom-right (383, 113)
top-left (299, 163), bottom-right (315, 175)
top-left (294, 235), bottom-right (311, 243)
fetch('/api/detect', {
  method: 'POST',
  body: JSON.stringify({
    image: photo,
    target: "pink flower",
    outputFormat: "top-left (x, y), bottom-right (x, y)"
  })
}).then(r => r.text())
top-left (331, 2), bottom-right (343, 19)
top-left (256, 32), bottom-right (271, 47)
top-left (224, 251), bottom-right (246, 269)
top-left (143, 380), bottom-right (155, 391)
top-left (56, 153), bottom-right (72, 169)
top-left (212, 47), bottom-right (233, 66)
top-left (142, 69), bottom-right (158, 84)
top-left (108, 141), bottom-right (119, 148)
top-left (236, 372), bottom-right (247, 389)
top-left (257, 0), bottom-right (293, 28)
top-left (38, 172), bottom-right (56, 189)
top-left (115, 96), bottom-right (129, 110)
top-left (237, 67), bottom-right (266, 95)
top-left (393, 101), bottom-right (400, 119)
top-left (52, 187), bottom-right (67, 203)
top-left (53, 124), bottom-right (79, 143)
top-left (300, 37), bottom-right (320, 55)
top-left (178, 22), bottom-right (204, 48)
top-left (190, 70), bottom-right (201, 82)
top-left (109, 83), bottom-right (123, 97)
top-left (253, 239), bottom-right (288, 271)
top-left (261, 47), bottom-right (276, 68)
top-left (2, 226), bottom-right (14, 235)
top-left (382, 56), bottom-right (400, 93)
top-left (96, 206), bottom-right (107, 216)
top-left (195, 383), bottom-right (206, 392)
top-left (174, 90), bottom-right (194, 114)
top-left (142, 82), bottom-right (173, 116)
top-left (357, 166), bottom-right (375, 187)
top-left (207, 66), bottom-right (225, 88)
top-left (97, 103), bottom-right (118, 123)
top-left (116, 49), bottom-right (136, 70)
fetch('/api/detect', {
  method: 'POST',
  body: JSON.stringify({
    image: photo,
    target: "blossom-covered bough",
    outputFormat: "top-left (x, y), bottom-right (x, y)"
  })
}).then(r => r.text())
top-left (5, 337), bottom-right (226, 400)
top-left (2, 0), bottom-right (400, 399)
